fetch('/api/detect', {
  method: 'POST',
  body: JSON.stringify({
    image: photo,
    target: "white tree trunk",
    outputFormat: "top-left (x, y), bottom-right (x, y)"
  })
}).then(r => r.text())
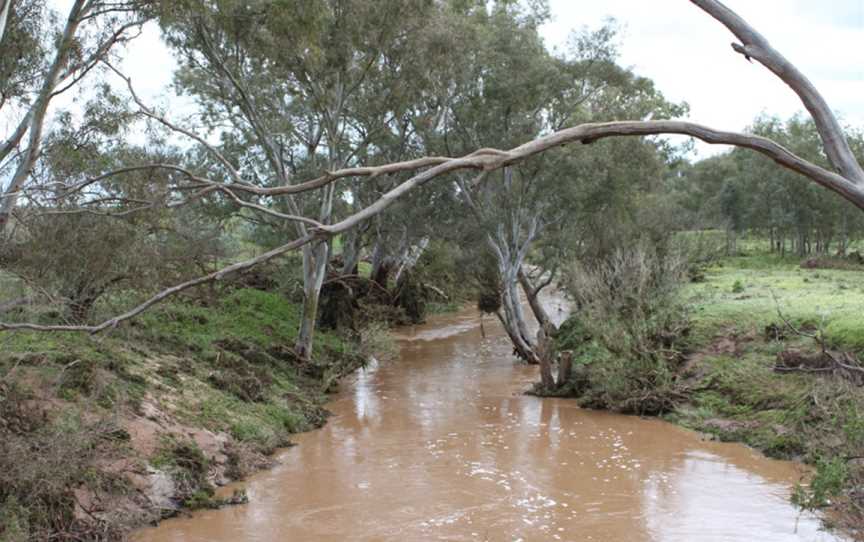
top-left (295, 240), bottom-right (329, 360)
top-left (293, 131), bottom-right (339, 359)
top-left (0, 0), bottom-right (11, 45)
top-left (0, 0), bottom-right (88, 233)
top-left (487, 209), bottom-right (542, 364)
top-left (518, 269), bottom-right (555, 333)
top-left (394, 236), bottom-right (429, 284)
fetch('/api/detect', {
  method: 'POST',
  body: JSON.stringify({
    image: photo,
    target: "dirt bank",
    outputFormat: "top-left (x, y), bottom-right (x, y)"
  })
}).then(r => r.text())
top-left (0, 288), bottom-right (368, 540)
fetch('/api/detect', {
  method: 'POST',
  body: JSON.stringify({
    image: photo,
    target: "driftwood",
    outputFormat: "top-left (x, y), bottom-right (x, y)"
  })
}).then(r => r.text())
top-left (770, 291), bottom-right (864, 385)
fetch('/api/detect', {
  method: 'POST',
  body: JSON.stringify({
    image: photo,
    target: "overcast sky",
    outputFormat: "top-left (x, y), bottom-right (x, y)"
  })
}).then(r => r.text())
top-left (43, 0), bottom-right (864, 159)
top-left (542, 0), bottom-right (864, 156)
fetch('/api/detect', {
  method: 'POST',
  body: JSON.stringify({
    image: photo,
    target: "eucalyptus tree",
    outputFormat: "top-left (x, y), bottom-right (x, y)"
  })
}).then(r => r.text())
top-left (677, 115), bottom-right (864, 256)
top-left (418, 0), bottom-right (561, 364)
top-left (0, 0), bottom-right (149, 233)
top-left (155, 0), bottom-right (454, 358)
top-left (435, 4), bottom-right (683, 380)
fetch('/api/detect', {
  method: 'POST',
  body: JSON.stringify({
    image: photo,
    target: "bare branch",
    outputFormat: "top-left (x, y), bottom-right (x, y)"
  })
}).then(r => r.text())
top-left (691, 0), bottom-right (864, 185)
top-left (42, 162), bottom-right (323, 226)
top-left (104, 62), bottom-right (244, 184)
top-left (0, 233), bottom-right (316, 333)
top-left (318, 120), bottom-right (864, 238)
top-left (5, 115), bottom-right (863, 334)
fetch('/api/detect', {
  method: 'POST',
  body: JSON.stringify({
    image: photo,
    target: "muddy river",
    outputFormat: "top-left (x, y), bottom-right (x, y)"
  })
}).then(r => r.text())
top-left (135, 295), bottom-right (846, 541)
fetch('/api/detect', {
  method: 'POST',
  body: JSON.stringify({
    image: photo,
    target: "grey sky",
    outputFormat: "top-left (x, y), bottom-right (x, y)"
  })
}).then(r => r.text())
top-left (542, 0), bottom-right (864, 156)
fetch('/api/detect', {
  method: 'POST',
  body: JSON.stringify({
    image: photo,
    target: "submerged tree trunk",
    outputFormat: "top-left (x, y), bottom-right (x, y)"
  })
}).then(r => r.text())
top-left (536, 326), bottom-right (555, 389)
top-left (557, 351), bottom-right (573, 389)
top-left (495, 308), bottom-right (539, 364)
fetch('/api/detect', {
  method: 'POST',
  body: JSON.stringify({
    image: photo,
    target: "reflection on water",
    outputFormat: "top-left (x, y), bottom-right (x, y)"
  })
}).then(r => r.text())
top-left (135, 293), bottom-right (846, 542)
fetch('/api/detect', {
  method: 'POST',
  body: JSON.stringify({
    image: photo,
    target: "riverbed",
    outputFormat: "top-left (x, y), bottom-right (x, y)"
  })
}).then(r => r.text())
top-left (134, 296), bottom-right (846, 541)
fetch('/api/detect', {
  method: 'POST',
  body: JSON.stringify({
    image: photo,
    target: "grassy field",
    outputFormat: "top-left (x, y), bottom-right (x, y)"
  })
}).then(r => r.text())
top-left (686, 253), bottom-right (864, 348)
top-left (671, 252), bottom-right (864, 533)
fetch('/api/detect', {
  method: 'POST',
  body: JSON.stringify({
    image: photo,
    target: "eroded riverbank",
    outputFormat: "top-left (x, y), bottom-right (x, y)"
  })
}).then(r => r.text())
top-left (134, 299), bottom-right (847, 541)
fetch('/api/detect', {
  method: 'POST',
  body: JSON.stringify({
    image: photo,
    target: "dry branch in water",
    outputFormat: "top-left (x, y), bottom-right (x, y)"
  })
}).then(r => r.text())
top-left (2, 0), bottom-right (864, 333)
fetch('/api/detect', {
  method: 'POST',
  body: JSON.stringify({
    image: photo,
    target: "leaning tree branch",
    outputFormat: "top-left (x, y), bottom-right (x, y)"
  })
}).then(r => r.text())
top-left (3, 0), bottom-right (864, 337)
top-left (105, 62), bottom-right (244, 184)
top-left (690, 0), bottom-right (864, 185)
top-left (0, 233), bottom-right (316, 333)
top-left (316, 120), bottom-right (864, 239)
top-left (2, 118), bottom-right (863, 334)
top-left (28, 163), bottom-right (322, 227)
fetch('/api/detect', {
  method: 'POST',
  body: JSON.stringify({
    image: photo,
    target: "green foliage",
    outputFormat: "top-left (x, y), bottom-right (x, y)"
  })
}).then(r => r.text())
top-left (558, 239), bottom-right (691, 414)
top-left (0, 0), bottom-right (49, 106)
top-left (673, 115), bottom-right (864, 258)
top-left (139, 288), bottom-right (342, 354)
top-left (792, 457), bottom-right (849, 511)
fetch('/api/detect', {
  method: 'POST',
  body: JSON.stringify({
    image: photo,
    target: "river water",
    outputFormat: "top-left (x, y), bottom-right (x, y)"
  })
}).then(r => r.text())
top-left (135, 295), bottom-right (846, 542)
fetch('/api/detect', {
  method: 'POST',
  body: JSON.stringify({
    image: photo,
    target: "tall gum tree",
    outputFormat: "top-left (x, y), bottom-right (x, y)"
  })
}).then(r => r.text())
top-left (438, 5), bottom-right (684, 376)
top-left (156, 0), bottom-right (456, 358)
top-left (0, 0), bottom-right (148, 233)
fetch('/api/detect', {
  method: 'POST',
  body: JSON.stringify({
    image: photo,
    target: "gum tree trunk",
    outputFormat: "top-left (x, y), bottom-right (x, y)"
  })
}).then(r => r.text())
top-left (295, 239), bottom-right (329, 360)
top-left (557, 351), bottom-right (573, 389)
top-left (0, 0), bottom-right (11, 45)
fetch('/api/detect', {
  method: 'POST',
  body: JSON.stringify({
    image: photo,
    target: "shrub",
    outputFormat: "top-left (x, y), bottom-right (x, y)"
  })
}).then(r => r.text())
top-left (559, 240), bottom-right (690, 413)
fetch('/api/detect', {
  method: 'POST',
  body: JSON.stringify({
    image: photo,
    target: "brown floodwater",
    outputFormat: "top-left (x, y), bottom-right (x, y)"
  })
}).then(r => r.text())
top-left (135, 294), bottom-right (848, 542)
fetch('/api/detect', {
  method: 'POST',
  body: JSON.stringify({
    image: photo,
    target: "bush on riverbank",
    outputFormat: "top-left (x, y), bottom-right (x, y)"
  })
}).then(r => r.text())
top-left (556, 249), bottom-right (864, 536)
top-left (0, 279), bottom-right (369, 540)
top-left (557, 240), bottom-right (692, 414)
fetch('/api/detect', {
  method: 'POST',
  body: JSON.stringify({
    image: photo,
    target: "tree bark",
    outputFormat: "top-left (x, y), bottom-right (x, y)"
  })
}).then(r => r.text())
top-left (518, 269), bottom-right (555, 333)
top-left (495, 309), bottom-right (539, 364)
top-left (339, 230), bottom-right (361, 276)
top-left (295, 240), bottom-right (329, 360)
top-left (690, 0), bottom-right (864, 185)
top-left (536, 326), bottom-right (555, 390)
top-left (557, 351), bottom-right (573, 389)
top-left (0, 0), bottom-right (10, 45)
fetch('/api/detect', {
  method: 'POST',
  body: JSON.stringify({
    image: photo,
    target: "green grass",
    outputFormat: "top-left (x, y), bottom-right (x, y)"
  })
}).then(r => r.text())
top-left (557, 246), bottom-right (864, 532)
top-left (669, 251), bottom-right (864, 530)
top-left (684, 253), bottom-right (864, 349)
